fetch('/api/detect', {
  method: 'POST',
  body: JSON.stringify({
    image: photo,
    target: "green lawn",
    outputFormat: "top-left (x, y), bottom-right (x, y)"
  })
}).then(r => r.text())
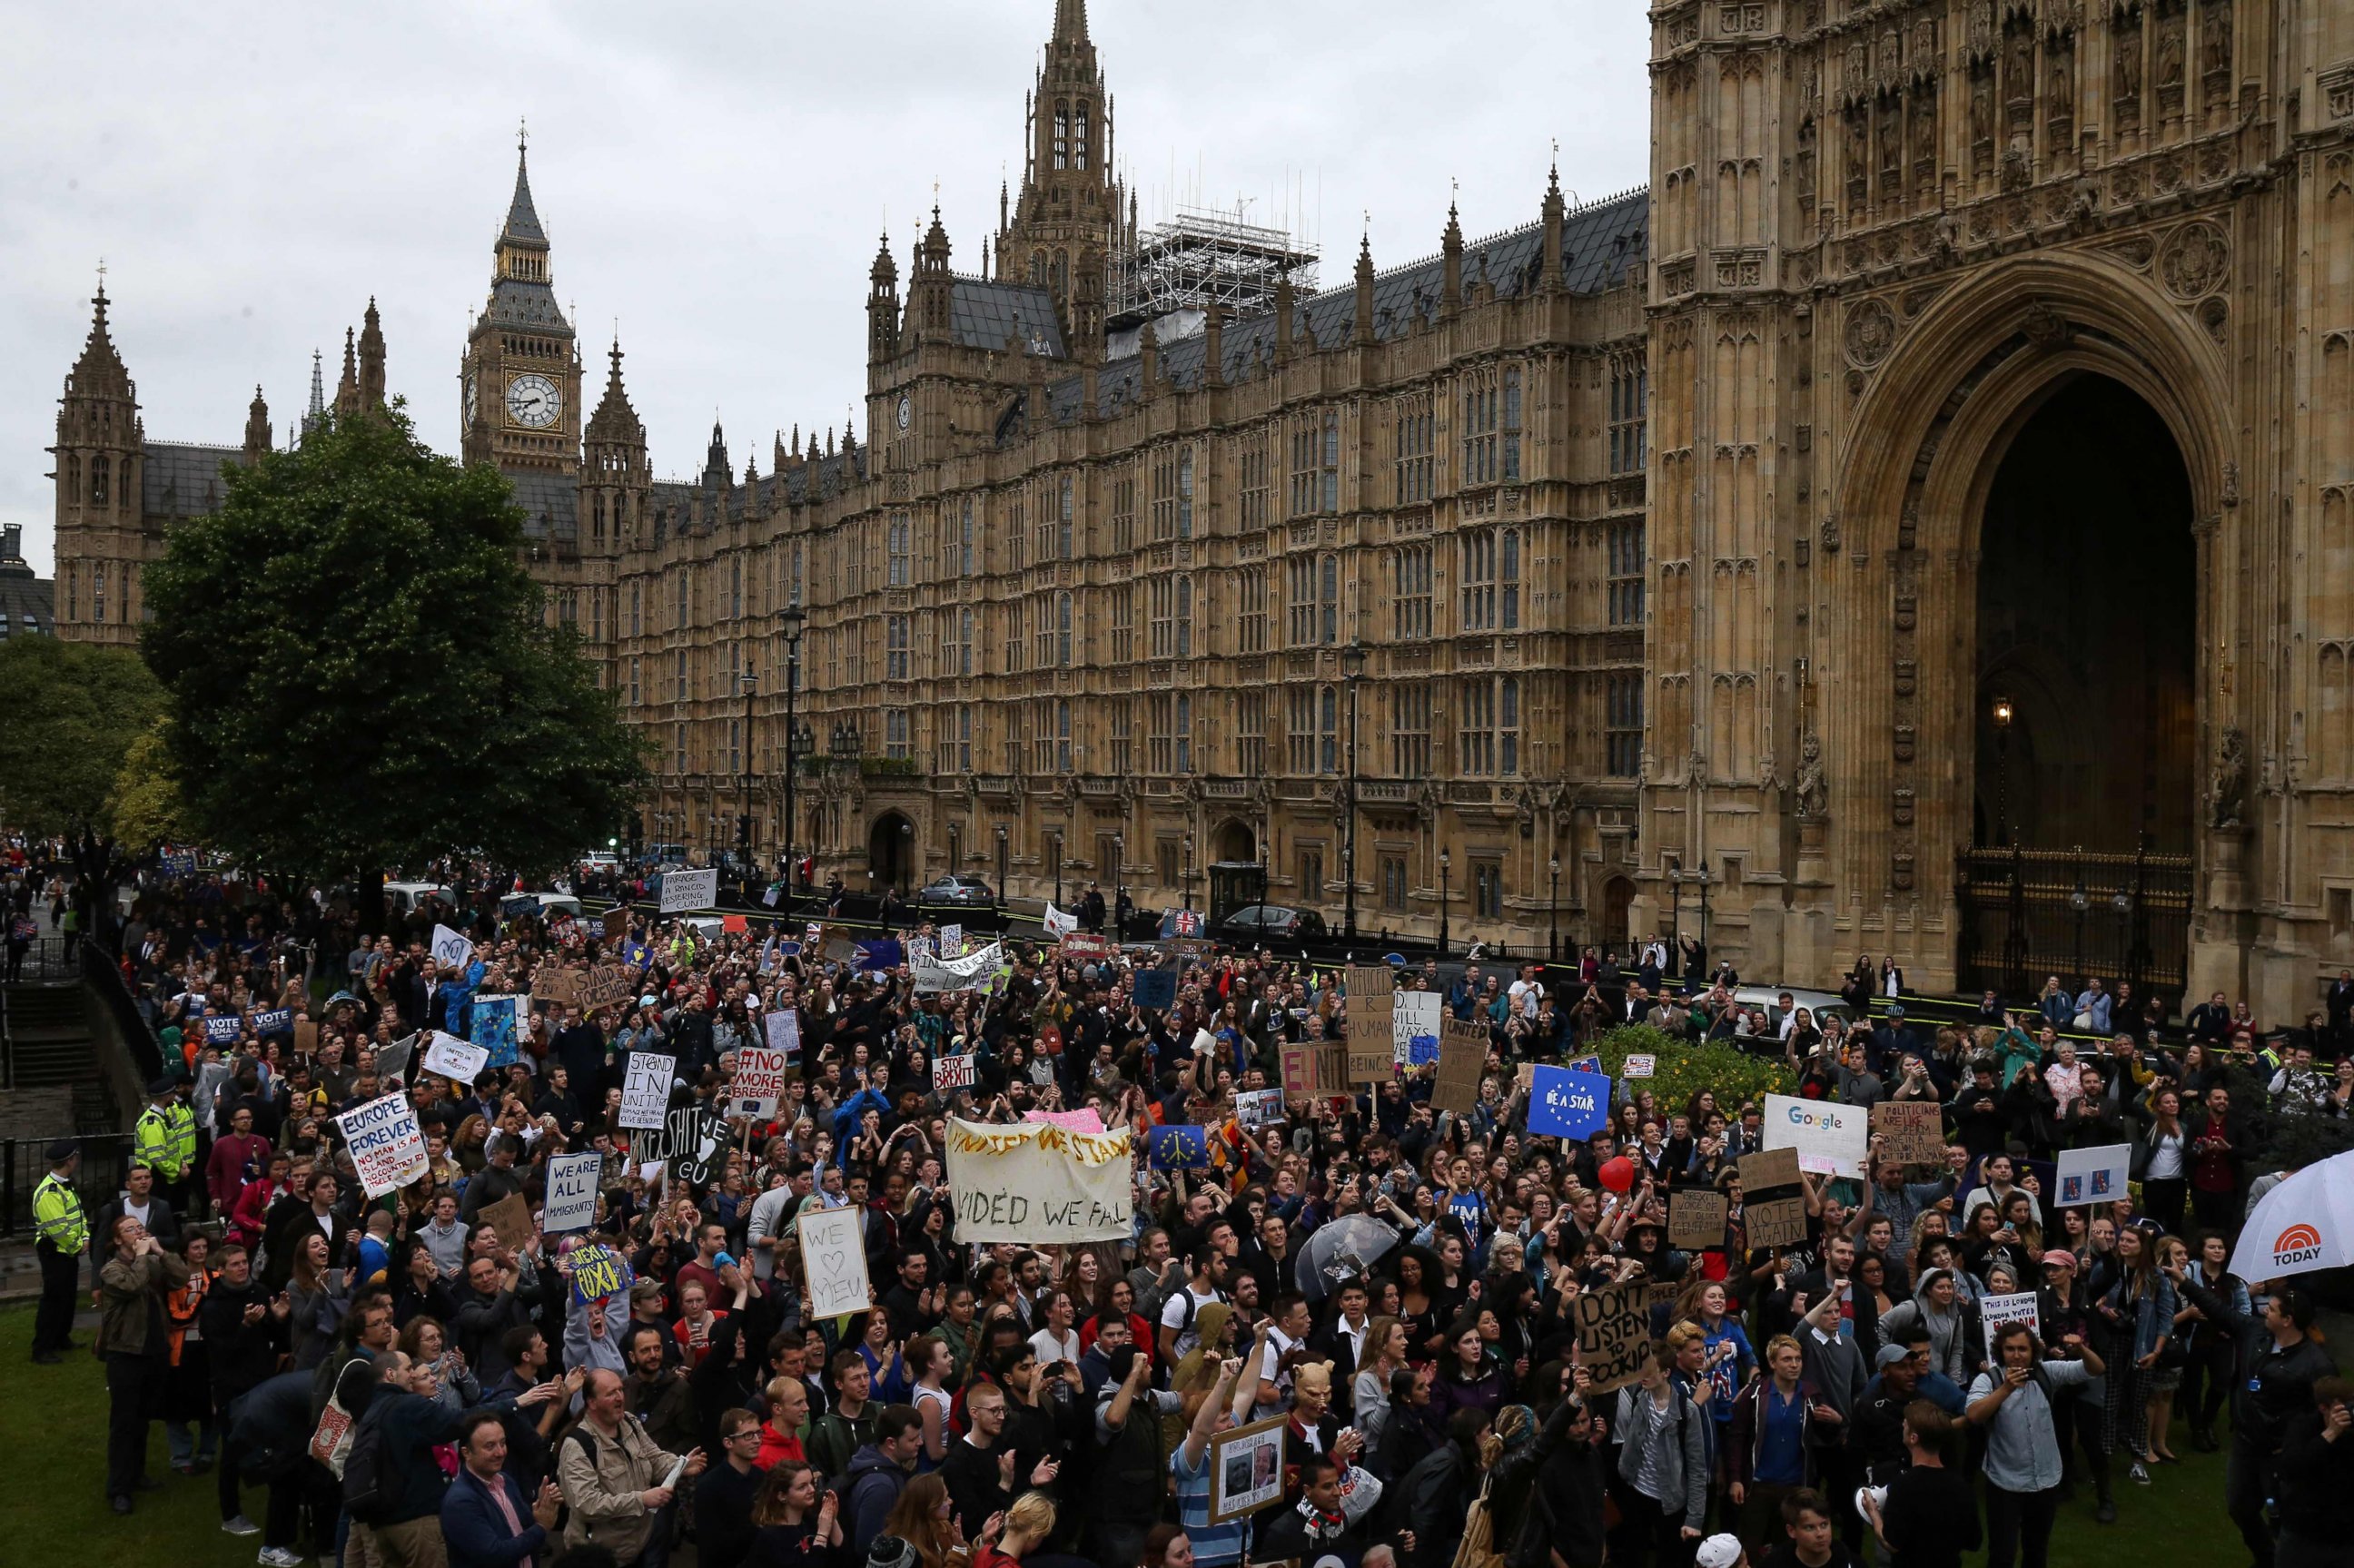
top-left (0, 1302), bottom-right (2242, 1566)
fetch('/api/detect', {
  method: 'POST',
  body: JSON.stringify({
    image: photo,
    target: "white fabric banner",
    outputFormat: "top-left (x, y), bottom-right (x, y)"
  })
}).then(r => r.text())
top-left (660, 867), bottom-right (717, 913)
top-left (914, 941), bottom-right (1003, 993)
top-left (1763, 1093), bottom-right (1871, 1178)
top-left (335, 1092), bottom-right (428, 1198)
top-left (944, 1116), bottom-right (1132, 1244)
top-left (2231, 1148), bottom-right (2354, 1283)
top-left (430, 924), bottom-right (474, 972)
top-left (543, 1151), bottom-right (601, 1233)
top-left (1043, 903), bottom-right (1078, 938)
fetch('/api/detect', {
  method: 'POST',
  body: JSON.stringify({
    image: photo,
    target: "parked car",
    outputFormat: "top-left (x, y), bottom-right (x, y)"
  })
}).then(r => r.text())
top-left (383, 882), bottom-right (456, 918)
top-left (917, 874), bottom-right (996, 908)
top-left (1728, 983), bottom-right (1857, 1033)
top-left (646, 843), bottom-right (690, 866)
top-left (1212, 903), bottom-right (1329, 943)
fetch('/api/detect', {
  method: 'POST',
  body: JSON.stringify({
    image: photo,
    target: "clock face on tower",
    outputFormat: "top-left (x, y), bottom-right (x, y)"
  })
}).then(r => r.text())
top-left (895, 393), bottom-right (912, 432)
top-left (505, 373), bottom-right (561, 429)
top-left (463, 371), bottom-right (479, 427)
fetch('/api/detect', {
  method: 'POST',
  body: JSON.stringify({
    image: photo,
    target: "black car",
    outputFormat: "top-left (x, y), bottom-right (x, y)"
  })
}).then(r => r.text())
top-left (917, 874), bottom-right (996, 908)
top-left (1212, 903), bottom-right (1329, 943)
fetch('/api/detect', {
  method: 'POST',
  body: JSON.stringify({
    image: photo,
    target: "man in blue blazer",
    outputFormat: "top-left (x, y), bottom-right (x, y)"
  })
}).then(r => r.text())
top-left (442, 1409), bottom-right (564, 1568)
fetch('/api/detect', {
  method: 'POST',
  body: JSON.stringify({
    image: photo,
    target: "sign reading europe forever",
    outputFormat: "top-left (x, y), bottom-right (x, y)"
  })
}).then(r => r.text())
top-left (1527, 1065), bottom-right (1612, 1140)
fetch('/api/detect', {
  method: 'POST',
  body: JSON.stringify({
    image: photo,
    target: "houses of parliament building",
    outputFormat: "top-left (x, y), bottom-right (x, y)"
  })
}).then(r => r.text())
top-left (45, 1), bottom-right (2354, 1022)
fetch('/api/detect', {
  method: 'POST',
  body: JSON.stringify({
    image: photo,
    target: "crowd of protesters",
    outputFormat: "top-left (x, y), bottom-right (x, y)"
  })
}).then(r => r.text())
top-left (13, 829), bottom-right (2354, 1568)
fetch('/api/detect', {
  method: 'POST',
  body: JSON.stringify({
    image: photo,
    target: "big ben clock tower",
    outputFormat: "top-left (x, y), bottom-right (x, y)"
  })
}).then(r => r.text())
top-left (460, 129), bottom-right (580, 477)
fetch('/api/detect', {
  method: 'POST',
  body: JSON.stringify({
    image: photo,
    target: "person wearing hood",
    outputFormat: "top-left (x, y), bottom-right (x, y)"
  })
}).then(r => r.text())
top-left (1874, 1269), bottom-right (1983, 1389)
top-left (842, 1406), bottom-right (925, 1557)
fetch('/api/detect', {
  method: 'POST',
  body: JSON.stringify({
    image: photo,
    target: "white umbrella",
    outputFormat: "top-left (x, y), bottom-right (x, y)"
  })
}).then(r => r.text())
top-left (1295, 1212), bottom-right (1401, 1300)
top-left (2229, 1147), bottom-right (2354, 1284)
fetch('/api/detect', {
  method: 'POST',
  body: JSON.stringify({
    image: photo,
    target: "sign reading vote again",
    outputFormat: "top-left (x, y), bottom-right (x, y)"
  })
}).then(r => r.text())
top-left (1527, 1065), bottom-right (1611, 1139)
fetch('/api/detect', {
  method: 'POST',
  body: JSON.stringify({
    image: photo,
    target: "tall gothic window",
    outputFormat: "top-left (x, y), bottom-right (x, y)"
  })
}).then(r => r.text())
top-left (1053, 104), bottom-right (1069, 170)
top-left (1073, 104), bottom-right (1090, 170)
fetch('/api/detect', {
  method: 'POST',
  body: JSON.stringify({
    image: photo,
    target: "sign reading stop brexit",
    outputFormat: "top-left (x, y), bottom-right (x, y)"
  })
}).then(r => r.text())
top-left (1528, 1065), bottom-right (1611, 1140)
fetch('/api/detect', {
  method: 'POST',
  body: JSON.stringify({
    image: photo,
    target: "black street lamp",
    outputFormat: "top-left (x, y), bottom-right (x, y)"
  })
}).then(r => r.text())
top-left (1342, 641), bottom-right (1366, 940)
top-left (994, 823), bottom-right (1009, 921)
top-left (776, 605), bottom-right (806, 912)
top-left (1438, 849), bottom-right (1451, 956)
top-left (901, 819), bottom-right (916, 901)
top-left (2069, 852), bottom-right (2091, 988)
top-left (1111, 832), bottom-right (1125, 937)
top-left (1183, 834), bottom-right (1197, 912)
top-left (1694, 860), bottom-right (1715, 956)
top-left (1991, 695), bottom-right (2014, 848)
top-left (737, 670), bottom-right (757, 898)
top-left (1666, 864), bottom-right (1684, 978)
top-left (1052, 829), bottom-right (1064, 912)
top-left (1548, 855), bottom-right (1561, 962)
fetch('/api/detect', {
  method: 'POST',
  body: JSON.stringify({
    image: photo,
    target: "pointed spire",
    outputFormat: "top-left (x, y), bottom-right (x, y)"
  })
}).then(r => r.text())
top-left (588, 334), bottom-right (642, 451)
top-left (703, 419), bottom-right (730, 488)
top-left (1540, 157), bottom-right (1568, 291)
top-left (773, 429), bottom-right (787, 473)
top-left (358, 296), bottom-right (386, 407)
top-left (1441, 194), bottom-right (1465, 315)
top-left (68, 269), bottom-right (133, 396)
top-left (1053, 0), bottom-right (1090, 46)
top-left (503, 122), bottom-right (546, 243)
top-left (1354, 232), bottom-right (1376, 346)
top-left (304, 348), bottom-right (326, 434)
top-left (334, 326), bottom-right (361, 417)
top-left (243, 385), bottom-right (272, 463)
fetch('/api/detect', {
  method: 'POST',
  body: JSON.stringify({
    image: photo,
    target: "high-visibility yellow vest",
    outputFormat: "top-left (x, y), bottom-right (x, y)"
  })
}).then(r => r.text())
top-left (166, 1101), bottom-right (197, 1174)
top-left (33, 1172), bottom-right (88, 1254)
top-left (134, 1104), bottom-right (185, 1179)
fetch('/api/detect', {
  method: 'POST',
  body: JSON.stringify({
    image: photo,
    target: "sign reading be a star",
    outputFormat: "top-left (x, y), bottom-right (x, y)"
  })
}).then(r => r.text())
top-left (1527, 1064), bottom-right (1611, 1140)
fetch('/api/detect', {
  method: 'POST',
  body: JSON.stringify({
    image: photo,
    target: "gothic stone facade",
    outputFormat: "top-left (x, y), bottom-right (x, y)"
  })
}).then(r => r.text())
top-left (45, 0), bottom-right (2354, 1015)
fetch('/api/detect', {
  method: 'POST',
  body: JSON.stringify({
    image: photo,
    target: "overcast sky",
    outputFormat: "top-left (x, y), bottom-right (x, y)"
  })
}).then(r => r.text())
top-left (1, 1), bottom-right (1651, 577)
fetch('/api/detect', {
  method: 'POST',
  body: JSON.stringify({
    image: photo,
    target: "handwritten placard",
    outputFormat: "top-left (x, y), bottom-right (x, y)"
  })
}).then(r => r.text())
top-left (430, 924), bottom-right (475, 972)
top-left (1872, 1100), bottom-right (1947, 1166)
top-left (1670, 1188), bottom-right (1730, 1250)
top-left (335, 1092), bottom-right (426, 1198)
top-left (731, 1045), bottom-right (794, 1119)
top-left (659, 867), bottom-right (717, 914)
top-left (544, 1151), bottom-right (600, 1233)
top-left (1430, 1016), bottom-right (1489, 1116)
top-left (422, 1030), bottom-right (489, 1084)
top-left (796, 1205), bottom-right (873, 1320)
top-left (934, 1052), bottom-right (976, 1094)
top-left (620, 1051), bottom-right (674, 1130)
top-left (1571, 1277), bottom-right (1652, 1395)
top-left (1345, 966), bottom-right (1396, 1083)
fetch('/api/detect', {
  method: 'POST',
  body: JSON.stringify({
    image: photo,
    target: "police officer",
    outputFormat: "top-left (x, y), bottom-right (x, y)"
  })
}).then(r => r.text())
top-left (32, 1137), bottom-right (87, 1363)
top-left (134, 1074), bottom-right (197, 1216)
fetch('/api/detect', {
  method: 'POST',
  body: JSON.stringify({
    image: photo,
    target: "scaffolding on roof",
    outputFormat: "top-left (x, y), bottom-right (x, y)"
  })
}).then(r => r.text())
top-left (1108, 204), bottom-right (1318, 330)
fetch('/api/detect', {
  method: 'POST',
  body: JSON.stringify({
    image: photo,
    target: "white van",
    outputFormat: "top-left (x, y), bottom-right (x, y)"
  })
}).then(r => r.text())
top-left (384, 883), bottom-right (456, 918)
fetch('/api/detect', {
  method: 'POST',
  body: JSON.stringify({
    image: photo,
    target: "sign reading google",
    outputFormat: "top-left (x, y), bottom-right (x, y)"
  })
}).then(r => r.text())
top-left (1763, 1093), bottom-right (1872, 1178)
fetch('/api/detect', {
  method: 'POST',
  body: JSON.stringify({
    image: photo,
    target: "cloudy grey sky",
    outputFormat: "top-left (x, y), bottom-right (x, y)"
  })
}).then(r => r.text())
top-left (2, 0), bottom-right (1651, 576)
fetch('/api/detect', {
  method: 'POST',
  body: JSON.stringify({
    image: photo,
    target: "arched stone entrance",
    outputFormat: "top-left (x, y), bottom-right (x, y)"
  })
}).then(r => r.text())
top-left (1812, 253), bottom-right (2234, 998)
top-left (867, 812), bottom-right (917, 892)
top-left (1212, 820), bottom-right (1257, 864)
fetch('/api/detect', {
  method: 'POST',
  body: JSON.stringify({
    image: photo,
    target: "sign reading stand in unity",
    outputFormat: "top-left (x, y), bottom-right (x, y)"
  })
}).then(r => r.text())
top-left (945, 1116), bottom-right (1132, 1244)
top-left (1344, 966), bottom-right (1396, 1082)
top-left (336, 1092), bottom-right (428, 1198)
top-left (620, 1051), bottom-right (675, 1130)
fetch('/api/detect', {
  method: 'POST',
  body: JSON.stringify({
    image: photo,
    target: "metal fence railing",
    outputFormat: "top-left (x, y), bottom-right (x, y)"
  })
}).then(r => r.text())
top-left (4, 933), bottom-right (78, 982)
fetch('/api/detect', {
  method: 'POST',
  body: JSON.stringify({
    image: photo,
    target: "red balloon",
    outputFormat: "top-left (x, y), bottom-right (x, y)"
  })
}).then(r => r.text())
top-left (1599, 1156), bottom-right (1636, 1193)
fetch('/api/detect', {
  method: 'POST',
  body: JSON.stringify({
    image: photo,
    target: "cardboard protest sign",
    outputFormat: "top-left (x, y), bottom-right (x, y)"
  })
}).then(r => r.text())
top-left (602, 906), bottom-right (629, 941)
top-left (1279, 1041), bottom-right (1325, 1102)
top-left (430, 924), bottom-right (475, 972)
top-left (294, 1019), bottom-right (321, 1056)
top-left (796, 1206), bottom-right (873, 1320)
top-left (1391, 991), bottom-right (1443, 1067)
top-left (543, 1151), bottom-right (601, 1233)
top-left (564, 1241), bottom-right (634, 1305)
top-left (1982, 1290), bottom-right (2042, 1354)
top-left (1738, 1146), bottom-right (1811, 1250)
top-left (944, 1117), bottom-right (1132, 1244)
top-left (1132, 968), bottom-right (1179, 1011)
top-left (1057, 933), bottom-right (1118, 963)
top-left (2054, 1143), bottom-right (2132, 1208)
top-left (914, 942), bottom-right (1003, 994)
top-left (335, 1092), bottom-right (428, 1198)
top-left (1571, 1277), bottom-right (1653, 1395)
top-left (763, 1008), bottom-right (802, 1058)
top-left (1872, 1100), bottom-right (1947, 1166)
top-left (1235, 1089), bottom-right (1285, 1129)
top-left (1344, 966), bottom-right (1396, 1083)
top-left (1207, 1415), bottom-right (1288, 1524)
top-left (1528, 1065), bottom-right (1612, 1139)
top-left (579, 964), bottom-right (636, 1013)
top-left (475, 1191), bottom-right (535, 1253)
top-left (1431, 1016), bottom-right (1489, 1116)
top-left (1765, 1093), bottom-right (1870, 1178)
top-left (422, 1030), bottom-right (489, 1084)
top-left (620, 1051), bottom-right (675, 1129)
top-left (731, 1046), bottom-right (795, 1119)
top-left (533, 967), bottom-right (582, 1011)
top-left (666, 1107), bottom-right (726, 1185)
top-left (1568, 1053), bottom-right (1603, 1076)
top-left (374, 1032), bottom-right (415, 1086)
top-left (659, 868), bottom-right (717, 914)
top-left (1670, 1188), bottom-right (1730, 1250)
top-left (934, 1052), bottom-right (977, 1094)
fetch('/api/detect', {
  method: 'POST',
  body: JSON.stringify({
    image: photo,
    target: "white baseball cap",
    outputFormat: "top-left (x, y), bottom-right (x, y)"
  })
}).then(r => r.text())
top-left (1695, 1535), bottom-right (1744, 1568)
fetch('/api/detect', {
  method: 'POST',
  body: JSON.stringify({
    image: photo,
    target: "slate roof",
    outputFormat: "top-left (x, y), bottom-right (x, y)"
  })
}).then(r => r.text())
top-left (142, 441), bottom-right (244, 519)
top-left (511, 470), bottom-right (579, 542)
top-left (0, 559), bottom-right (53, 639)
top-left (483, 278), bottom-right (570, 333)
top-left (1043, 187), bottom-right (1649, 424)
top-left (950, 279), bottom-right (1066, 357)
top-left (504, 150), bottom-right (548, 245)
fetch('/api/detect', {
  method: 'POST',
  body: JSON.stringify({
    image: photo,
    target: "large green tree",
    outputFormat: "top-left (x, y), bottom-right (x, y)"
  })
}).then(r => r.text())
top-left (0, 636), bottom-right (163, 836)
top-left (142, 406), bottom-right (648, 912)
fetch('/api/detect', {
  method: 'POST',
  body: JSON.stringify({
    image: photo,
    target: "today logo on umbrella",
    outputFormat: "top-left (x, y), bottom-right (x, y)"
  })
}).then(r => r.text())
top-left (2273, 1223), bottom-right (2325, 1267)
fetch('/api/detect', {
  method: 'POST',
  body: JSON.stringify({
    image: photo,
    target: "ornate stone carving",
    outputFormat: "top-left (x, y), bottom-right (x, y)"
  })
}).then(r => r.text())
top-left (2021, 301), bottom-right (2074, 348)
top-left (1845, 297), bottom-right (1900, 367)
top-left (2158, 220), bottom-right (2230, 300)
top-left (2210, 725), bottom-right (2248, 828)
top-left (1795, 731), bottom-right (1829, 818)
top-left (2221, 459), bottom-right (2240, 508)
